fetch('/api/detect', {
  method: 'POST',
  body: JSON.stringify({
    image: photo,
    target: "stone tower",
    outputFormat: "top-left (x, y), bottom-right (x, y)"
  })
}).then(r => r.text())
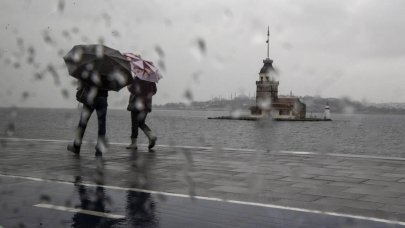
top-left (253, 27), bottom-right (279, 114)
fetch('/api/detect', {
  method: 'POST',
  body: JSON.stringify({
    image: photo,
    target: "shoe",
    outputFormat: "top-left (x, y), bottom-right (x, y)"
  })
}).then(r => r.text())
top-left (126, 138), bottom-right (138, 150)
top-left (145, 131), bottom-right (157, 149)
top-left (67, 143), bottom-right (80, 154)
top-left (148, 136), bottom-right (157, 150)
top-left (95, 149), bottom-right (102, 157)
top-left (95, 136), bottom-right (108, 156)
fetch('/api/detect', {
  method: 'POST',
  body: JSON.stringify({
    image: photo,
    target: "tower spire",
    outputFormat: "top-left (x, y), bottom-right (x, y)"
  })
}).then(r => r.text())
top-left (266, 26), bottom-right (270, 58)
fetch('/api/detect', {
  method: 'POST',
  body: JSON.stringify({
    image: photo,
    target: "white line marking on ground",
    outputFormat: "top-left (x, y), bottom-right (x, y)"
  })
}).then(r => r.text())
top-left (1, 173), bottom-right (405, 226)
top-left (280, 151), bottom-right (317, 155)
top-left (2, 137), bottom-right (405, 161)
top-left (34, 203), bottom-right (125, 219)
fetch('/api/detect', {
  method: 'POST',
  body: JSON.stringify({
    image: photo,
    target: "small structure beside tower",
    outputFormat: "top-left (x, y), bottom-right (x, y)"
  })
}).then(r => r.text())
top-left (250, 27), bottom-right (306, 120)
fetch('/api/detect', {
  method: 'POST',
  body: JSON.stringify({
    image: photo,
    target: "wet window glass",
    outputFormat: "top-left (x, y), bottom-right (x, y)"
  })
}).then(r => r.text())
top-left (1, 0), bottom-right (405, 227)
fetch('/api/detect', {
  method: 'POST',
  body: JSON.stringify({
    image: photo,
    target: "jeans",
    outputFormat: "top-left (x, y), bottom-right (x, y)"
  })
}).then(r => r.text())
top-left (74, 97), bottom-right (108, 144)
top-left (131, 111), bottom-right (151, 138)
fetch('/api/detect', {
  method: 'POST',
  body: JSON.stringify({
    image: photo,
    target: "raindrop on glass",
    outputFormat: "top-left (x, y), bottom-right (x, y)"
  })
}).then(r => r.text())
top-left (57, 0), bottom-right (65, 13)
top-left (61, 30), bottom-right (70, 39)
top-left (34, 72), bottom-right (44, 80)
top-left (157, 60), bottom-right (165, 72)
top-left (5, 123), bottom-right (15, 137)
top-left (197, 38), bottom-right (206, 55)
top-left (111, 30), bottom-right (120, 37)
top-left (61, 89), bottom-right (69, 99)
top-left (155, 46), bottom-right (165, 58)
top-left (72, 48), bottom-right (83, 62)
top-left (71, 27), bottom-right (79, 34)
top-left (42, 30), bottom-right (53, 45)
top-left (39, 195), bottom-right (51, 203)
top-left (96, 45), bottom-right (104, 57)
top-left (183, 89), bottom-right (193, 106)
top-left (13, 62), bottom-right (20, 69)
top-left (47, 64), bottom-right (60, 85)
top-left (21, 91), bottom-right (29, 100)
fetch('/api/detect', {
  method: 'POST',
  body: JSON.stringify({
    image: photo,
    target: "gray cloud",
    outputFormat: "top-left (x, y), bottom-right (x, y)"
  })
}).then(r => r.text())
top-left (1, 0), bottom-right (405, 108)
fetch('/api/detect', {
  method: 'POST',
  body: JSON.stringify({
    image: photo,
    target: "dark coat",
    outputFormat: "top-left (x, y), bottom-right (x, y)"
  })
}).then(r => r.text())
top-left (127, 77), bottom-right (157, 112)
top-left (76, 81), bottom-right (108, 106)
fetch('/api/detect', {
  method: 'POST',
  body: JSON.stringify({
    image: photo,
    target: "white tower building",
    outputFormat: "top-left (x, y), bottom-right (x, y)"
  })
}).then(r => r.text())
top-left (324, 103), bottom-right (331, 120)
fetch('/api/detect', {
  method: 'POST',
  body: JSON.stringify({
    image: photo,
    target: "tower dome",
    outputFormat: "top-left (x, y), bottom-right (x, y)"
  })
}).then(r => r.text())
top-left (259, 58), bottom-right (274, 74)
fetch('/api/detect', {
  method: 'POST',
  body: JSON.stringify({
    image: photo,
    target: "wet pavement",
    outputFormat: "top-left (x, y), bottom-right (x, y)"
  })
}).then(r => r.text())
top-left (1, 137), bottom-right (405, 227)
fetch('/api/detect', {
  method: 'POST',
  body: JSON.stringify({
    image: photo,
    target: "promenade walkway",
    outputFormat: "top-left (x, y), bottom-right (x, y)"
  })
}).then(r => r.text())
top-left (1, 137), bottom-right (405, 227)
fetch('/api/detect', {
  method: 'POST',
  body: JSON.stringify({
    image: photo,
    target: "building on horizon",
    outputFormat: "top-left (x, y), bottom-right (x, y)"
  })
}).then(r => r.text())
top-left (250, 27), bottom-right (306, 119)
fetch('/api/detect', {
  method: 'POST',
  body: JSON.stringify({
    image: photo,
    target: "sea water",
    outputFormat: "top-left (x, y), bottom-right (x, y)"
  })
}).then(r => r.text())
top-left (0, 108), bottom-right (404, 158)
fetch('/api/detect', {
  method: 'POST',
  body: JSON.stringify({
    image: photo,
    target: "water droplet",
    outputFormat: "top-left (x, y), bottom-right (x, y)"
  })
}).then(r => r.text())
top-left (85, 63), bottom-right (94, 71)
top-left (27, 46), bottom-right (35, 55)
top-left (108, 70), bottom-right (127, 86)
top-left (86, 87), bottom-right (98, 105)
top-left (61, 30), bottom-right (70, 39)
top-left (70, 48), bottom-right (83, 63)
top-left (231, 109), bottom-right (242, 118)
top-left (57, 49), bottom-right (65, 57)
top-left (34, 72), bottom-right (44, 80)
top-left (61, 89), bottom-right (69, 99)
top-left (47, 64), bottom-right (60, 85)
top-left (71, 80), bottom-right (78, 86)
top-left (258, 98), bottom-right (271, 110)
top-left (39, 194), bottom-right (51, 203)
top-left (135, 98), bottom-right (145, 111)
top-left (27, 56), bottom-right (34, 64)
top-left (90, 72), bottom-right (102, 86)
top-left (16, 37), bottom-right (24, 49)
top-left (101, 13), bottom-right (111, 27)
top-left (111, 30), bottom-right (120, 37)
top-left (13, 62), bottom-right (20, 69)
top-left (197, 38), bottom-right (206, 55)
top-left (5, 123), bottom-right (15, 136)
top-left (157, 60), bottom-right (165, 72)
top-left (192, 71), bottom-right (202, 83)
top-left (4, 58), bottom-right (11, 65)
top-left (183, 89), bottom-right (193, 106)
top-left (22, 91), bottom-right (29, 100)
top-left (42, 30), bottom-right (54, 45)
top-left (81, 70), bottom-right (89, 79)
top-left (71, 27), bottom-right (79, 34)
top-left (190, 38), bottom-right (206, 60)
top-left (343, 105), bottom-right (355, 115)
top-left (96, 45), bottom-right (104, 57)
top-left (155, 46), bottom-right (164, 58)
top-left (58, 0), bottom-right (65, 13)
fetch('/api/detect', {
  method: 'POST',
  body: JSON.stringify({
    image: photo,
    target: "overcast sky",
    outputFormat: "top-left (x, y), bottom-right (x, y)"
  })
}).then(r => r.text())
top-left (1, 0), bottom-right (405, 108)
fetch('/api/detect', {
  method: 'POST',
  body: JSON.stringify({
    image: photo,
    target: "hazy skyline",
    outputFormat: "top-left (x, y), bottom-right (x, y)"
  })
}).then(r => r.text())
top-left (1, 0), bottom-right (405, 108)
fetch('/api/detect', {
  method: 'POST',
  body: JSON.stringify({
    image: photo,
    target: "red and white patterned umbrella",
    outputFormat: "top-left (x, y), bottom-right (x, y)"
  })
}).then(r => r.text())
top-left (123, 53), bottom-right (163, 83)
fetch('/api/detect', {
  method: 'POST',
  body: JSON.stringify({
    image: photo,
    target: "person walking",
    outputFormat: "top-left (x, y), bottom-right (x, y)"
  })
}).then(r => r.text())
top-left (126, 77), bottom-right (157, 150)
top-left (67, 81), bottom-right (109, 156)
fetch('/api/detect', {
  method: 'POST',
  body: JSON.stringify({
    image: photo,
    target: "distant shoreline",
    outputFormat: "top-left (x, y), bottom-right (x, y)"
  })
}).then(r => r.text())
top-left (0, 106), bottom-right (404, 116)
top-left (1, 96), bottom-right (405, 115)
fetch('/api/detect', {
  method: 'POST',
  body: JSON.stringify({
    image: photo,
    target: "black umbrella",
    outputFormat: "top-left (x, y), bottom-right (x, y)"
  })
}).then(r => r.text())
top-left (63, 44), bottom-right (133, 91)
